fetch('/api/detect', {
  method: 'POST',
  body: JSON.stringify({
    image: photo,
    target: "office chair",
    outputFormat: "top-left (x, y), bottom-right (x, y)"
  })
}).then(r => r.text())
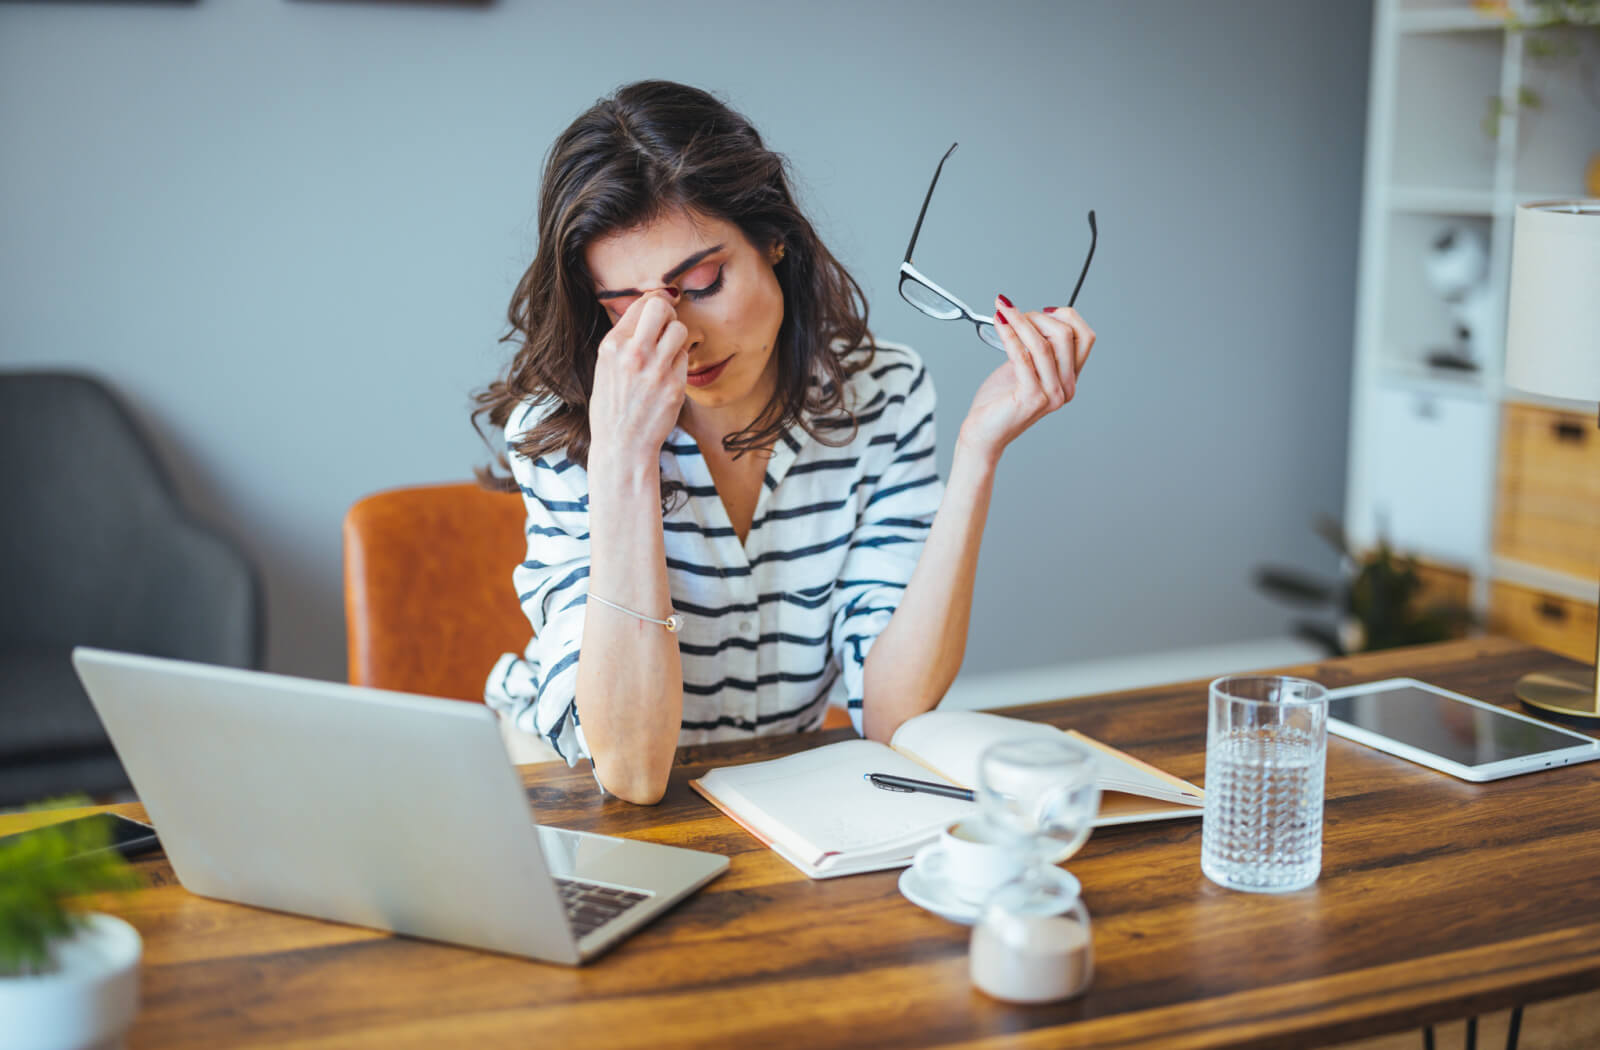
top-left (0, 371), bottom-right (262, 806)
top-left (343, 481), bottom-right (852, 730)
top-left (343, 481), bottom-right (530, 703)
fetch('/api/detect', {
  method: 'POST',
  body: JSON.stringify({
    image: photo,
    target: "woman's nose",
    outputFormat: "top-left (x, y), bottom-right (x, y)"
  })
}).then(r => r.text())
top-left (670, 300), bottom-right (705, 350)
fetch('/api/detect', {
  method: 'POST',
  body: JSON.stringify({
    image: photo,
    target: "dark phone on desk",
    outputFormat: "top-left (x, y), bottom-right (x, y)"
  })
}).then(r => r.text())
top-left (0, 813), bottom-right (161, 862)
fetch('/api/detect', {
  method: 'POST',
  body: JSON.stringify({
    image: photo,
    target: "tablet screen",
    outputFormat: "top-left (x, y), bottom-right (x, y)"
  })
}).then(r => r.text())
top-left (1328, 685), bottom-right (1593, 767)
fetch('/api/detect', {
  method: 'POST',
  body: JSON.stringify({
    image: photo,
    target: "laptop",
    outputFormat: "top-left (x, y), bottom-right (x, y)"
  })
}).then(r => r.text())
top-left (71, 647), bottom-right (728, 965)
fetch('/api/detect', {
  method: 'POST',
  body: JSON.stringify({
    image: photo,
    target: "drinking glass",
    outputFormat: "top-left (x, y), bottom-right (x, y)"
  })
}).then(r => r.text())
top-left (975, 737), bottom-right (1100, 915)
top-left (1200, 674), bottom-right (1329, 893)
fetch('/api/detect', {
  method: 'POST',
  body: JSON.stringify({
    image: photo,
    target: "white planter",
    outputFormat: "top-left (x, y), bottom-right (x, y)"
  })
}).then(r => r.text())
top-left (0, 914), bottom-right (142, 1050)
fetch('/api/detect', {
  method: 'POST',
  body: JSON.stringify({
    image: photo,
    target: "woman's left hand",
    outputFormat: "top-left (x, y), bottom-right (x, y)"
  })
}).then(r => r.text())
top-left (956, 296), bottom-right (1096, 465)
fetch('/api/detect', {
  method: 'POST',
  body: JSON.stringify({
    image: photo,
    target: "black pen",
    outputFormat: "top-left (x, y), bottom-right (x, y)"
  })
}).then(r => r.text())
top-left (864, 773), bottom-right (975, 802)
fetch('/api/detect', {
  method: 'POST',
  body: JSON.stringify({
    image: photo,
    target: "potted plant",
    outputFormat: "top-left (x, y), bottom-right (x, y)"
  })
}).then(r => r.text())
top-left (1254, 516), bottom-right (1476, 656)
top-left (0, 807), bottom-right (143, 1050)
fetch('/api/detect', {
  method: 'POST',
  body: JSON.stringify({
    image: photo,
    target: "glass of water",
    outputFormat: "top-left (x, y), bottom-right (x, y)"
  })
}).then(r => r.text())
top-left (1201, 675), bottom-right (1329, 893)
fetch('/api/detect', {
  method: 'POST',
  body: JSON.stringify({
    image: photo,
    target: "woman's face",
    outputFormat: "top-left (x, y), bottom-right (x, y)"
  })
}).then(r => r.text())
top-left (585, 209), bottom-right (785, 430)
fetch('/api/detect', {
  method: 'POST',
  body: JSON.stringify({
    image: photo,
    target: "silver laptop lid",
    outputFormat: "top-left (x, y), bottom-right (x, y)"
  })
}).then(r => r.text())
top-left (72, 648), bottom-right (589, 962)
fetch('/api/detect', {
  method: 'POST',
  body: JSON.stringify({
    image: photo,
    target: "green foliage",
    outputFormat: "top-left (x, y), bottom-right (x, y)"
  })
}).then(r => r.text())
top-left (0, 801), bottom-right (143, 977)
top-left (1257, 517), bottom-right (1476, 657)
top-left (1524, 0), bottom-right (1600, 28)
top-left (1482, 0), bottom-right (1599, 138)
top-left (1346, 539), bottom-right (1475, 653)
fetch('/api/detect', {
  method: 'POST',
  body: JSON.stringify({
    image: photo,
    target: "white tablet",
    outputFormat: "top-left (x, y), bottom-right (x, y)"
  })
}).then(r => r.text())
top-left (1325, 677), bottom-right (1600, 782)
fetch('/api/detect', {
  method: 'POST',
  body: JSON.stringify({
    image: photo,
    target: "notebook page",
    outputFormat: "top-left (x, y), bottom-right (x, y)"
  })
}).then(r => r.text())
top-left (695, 739), bottom-right (974, 867)
top-left (890, 710), bottom-right (1068, 789)
top-left (892, 711), bottom-right (1203, 806)
top-left (1069, 732), bottom-right (1204, 803)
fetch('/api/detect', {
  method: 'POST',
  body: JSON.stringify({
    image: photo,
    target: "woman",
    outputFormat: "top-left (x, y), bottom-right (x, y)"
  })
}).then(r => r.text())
top-left (478, 80), bottom-right (1094, 804)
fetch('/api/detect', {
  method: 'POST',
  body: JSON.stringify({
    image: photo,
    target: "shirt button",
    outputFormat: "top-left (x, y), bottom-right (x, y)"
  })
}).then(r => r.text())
top-left (738, 619), bottom-right (755, 634)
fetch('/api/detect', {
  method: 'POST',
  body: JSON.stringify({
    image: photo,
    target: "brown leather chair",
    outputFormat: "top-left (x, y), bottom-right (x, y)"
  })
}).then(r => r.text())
top-left (344, 482), bottom-right (529, 701)
top-left (343, 479), bottom-right (851, 729)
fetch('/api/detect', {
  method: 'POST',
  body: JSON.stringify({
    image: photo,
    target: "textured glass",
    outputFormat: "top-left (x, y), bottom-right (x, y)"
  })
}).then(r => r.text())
top-left (1201, 675), bottom-right (1328, 893)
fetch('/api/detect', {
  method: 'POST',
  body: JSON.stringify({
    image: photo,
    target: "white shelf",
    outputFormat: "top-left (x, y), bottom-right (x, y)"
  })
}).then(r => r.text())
top-left (1388, 186), bottom-right (1500, 214)
top-left (1377, 362), bottom-right (1492, 400)
top-left (1395, 9), bottom-right (1506, 34)
top-left (1346, 0), bottom-right (1599, 618)
top-left (1504, 390), bottom-right (1600, 415)
top-left (1517, 190), bottom-right (1597, 207)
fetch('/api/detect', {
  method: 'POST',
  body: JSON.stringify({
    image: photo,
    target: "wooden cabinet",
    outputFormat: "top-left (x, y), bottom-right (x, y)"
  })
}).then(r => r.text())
top-left (1489, 401), bottom-right (1600, 658)
top-left (1495, 403), bottom-right (1600, 580)
top-left (1488, 580), bottom-right (1598, 663)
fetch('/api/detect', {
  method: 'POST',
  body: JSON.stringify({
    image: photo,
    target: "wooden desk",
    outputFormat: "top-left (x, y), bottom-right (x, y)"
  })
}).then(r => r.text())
top-left (17, 637), bottom-right (1600, 1049)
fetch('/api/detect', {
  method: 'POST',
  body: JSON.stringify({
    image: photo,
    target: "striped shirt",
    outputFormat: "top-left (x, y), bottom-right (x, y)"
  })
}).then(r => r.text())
top-left (483, 342), bottom-right (942, 766)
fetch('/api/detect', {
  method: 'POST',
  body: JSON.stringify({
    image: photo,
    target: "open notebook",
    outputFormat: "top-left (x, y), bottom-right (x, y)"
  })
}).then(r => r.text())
top-left (690, 710), bottom-right (1204, 878)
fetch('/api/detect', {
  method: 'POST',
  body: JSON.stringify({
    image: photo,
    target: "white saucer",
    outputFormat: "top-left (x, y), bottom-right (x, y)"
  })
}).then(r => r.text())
top-left (898, 863), bottom-right (984, 925)
top-left (898, 852), bottom-right (1082, 926)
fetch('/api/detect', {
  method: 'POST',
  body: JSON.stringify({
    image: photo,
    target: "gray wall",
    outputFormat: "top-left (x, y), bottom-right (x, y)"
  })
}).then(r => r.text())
top-left (0, 0), bottom-right (1368, 682)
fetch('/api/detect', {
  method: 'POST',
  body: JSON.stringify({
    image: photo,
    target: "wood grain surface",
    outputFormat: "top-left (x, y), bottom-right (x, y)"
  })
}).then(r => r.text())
top-left (25, 637), bottom-right (1600, 1050)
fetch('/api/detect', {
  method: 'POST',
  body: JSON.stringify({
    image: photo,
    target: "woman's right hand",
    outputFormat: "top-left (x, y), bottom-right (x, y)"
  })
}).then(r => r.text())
top-left (588, 290), bottom-right (690, 466)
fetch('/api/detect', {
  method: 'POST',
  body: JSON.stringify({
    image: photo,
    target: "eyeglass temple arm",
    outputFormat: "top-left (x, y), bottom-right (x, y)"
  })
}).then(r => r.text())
top-left (903, 142), bottom-right (960, 264)
top-left (1068, 210), bottom-right (1097, 309)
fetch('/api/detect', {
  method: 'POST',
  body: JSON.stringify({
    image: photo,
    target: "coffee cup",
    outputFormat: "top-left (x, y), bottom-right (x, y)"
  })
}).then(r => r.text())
top-left (915, 819), bottom-right (1025, 904)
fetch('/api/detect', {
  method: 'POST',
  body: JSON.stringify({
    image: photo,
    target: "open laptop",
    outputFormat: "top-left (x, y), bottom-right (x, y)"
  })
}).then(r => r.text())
top-left (71, 647), bottom-right (727, 965)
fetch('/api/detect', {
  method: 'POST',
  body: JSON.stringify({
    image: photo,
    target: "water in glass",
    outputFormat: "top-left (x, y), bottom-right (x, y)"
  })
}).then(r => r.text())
top-left (1201, 675), bottom-right (1328, 893)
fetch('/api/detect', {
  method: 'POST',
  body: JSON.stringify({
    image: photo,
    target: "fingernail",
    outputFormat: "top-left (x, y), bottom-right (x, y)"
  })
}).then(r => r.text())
top-left (663, 287), bottom-right (680, 299)
top-left (997, 293), bottom-right (1014, 309)
top-left (996, 313), bottom-right (1009, 326)
top-left (1043, 306), bottom-right (1059, 314)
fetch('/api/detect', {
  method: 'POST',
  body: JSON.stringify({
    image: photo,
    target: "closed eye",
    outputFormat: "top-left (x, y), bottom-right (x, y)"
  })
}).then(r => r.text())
top-left (682, 263), bottom-right (725, 301)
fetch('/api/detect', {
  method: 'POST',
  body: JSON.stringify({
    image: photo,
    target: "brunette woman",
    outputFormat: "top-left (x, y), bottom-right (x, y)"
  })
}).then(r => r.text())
top-left (478, 81), bottom-right (1094, 804)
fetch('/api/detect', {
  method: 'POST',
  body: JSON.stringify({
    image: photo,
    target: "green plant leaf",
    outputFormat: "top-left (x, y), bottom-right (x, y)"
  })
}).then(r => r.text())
top-left (0, 800), bottom-right (143, 977)
top-left (1312, 514), bottom-right (1353, 559)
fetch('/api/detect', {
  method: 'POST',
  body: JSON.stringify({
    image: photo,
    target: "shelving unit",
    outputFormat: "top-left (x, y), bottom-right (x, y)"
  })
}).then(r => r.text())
top-left (1346, 0), bottom-right (1600, 652)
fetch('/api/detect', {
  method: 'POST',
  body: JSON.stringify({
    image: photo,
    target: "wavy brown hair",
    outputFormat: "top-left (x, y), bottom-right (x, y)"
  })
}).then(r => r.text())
top-left (475, 80), bottom-right (875, 499)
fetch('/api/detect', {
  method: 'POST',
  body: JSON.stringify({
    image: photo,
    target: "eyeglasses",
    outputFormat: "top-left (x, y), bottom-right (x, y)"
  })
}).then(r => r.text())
top-left (899, 142), bottom-right (1097, 351)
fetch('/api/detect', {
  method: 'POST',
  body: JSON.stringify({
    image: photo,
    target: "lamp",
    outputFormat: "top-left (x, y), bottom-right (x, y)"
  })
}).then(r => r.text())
top-left (1502, 199), bottom-right (1600, 721)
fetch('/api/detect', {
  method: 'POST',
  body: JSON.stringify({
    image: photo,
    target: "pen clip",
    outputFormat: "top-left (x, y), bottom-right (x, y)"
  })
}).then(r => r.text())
top-left (865, 774), bottom-right (914, 793)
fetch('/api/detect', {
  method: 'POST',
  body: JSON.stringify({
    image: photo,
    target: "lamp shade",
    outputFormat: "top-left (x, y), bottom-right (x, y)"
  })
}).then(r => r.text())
top-left (1503, 200), bottom-right (1600, 401)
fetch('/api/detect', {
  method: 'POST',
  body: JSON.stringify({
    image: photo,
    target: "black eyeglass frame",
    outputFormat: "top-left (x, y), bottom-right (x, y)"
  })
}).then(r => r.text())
top-left (898, 142), bottom-right (1097, 352)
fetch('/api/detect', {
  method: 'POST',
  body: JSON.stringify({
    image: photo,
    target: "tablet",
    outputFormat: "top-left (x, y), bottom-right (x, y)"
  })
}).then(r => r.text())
top-left (1325, 677), bottom-right (1600, 782)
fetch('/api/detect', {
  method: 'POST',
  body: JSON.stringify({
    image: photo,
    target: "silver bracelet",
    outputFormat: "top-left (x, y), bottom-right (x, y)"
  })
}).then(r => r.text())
top-left (587, 593), bottom-right (681, 633)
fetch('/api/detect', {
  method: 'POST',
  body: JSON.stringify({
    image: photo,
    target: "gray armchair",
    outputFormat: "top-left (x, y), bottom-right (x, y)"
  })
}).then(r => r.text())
top-left (0, 372), bottom-right (261, 807)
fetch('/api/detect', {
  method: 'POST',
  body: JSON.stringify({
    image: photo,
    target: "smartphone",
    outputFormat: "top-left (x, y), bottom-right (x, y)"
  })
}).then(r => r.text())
top-left (0, 813), bottom-right (161, 862)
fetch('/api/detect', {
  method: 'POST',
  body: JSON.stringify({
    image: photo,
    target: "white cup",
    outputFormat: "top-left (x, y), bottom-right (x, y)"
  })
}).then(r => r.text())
top-left (916, 819), bottom-right (1025, 904)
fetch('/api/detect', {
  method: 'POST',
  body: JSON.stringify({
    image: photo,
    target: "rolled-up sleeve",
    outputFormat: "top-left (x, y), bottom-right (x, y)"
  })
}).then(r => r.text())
top-left (483, 408), bottom-right (593, 765)
top-left (829, 358), bottom-right (943, 734)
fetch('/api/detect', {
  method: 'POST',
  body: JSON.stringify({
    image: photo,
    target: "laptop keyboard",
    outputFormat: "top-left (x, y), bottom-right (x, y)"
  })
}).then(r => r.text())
top-left (555, 878), bottom-right (650, 938)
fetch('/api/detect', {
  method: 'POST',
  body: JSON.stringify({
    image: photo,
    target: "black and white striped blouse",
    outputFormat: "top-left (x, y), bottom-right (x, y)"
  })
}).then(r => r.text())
top-left (484, 342), bottom-right (942, 765)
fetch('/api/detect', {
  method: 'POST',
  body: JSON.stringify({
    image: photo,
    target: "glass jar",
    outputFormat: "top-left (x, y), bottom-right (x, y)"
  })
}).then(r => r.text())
top-left (969, 880), bottom-right (1094, 1004)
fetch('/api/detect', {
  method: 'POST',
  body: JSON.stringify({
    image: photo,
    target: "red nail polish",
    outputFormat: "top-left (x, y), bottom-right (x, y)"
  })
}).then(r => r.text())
top-left (665, 287), bottom-right (680, 299)
top-left (997, 293), bottom-right (1014, 309)
top-left (996, 313), bottom-right (1009, 326)
top-left (1043, 306), bottom-right (1059, 314)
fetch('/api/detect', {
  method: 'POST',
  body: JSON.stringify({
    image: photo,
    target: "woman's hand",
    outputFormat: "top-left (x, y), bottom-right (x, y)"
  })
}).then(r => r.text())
top-left (956, 297), bottom-right (1096, 466)
top-left (588, 290), bottom-right (690, 467)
